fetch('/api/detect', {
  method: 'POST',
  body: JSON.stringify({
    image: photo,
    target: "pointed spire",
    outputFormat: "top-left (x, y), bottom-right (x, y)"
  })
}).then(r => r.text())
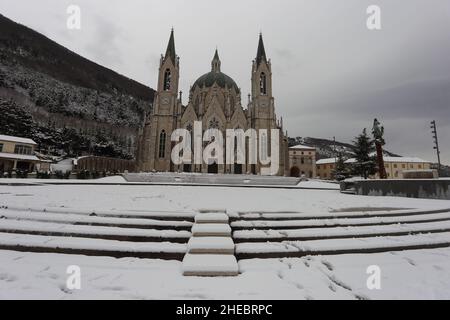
top-left (211, 48), bottom-right (221, 73)
top-left (165, 28), bottom-right (176, 63)
top-left (256, 33), bottom-right (267, 66)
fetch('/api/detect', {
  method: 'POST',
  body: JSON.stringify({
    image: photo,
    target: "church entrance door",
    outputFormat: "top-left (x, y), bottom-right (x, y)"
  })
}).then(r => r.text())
top-left (290, 166), bottom-right (300, 177)
top-left (208, 162), bottom-right (218, 174)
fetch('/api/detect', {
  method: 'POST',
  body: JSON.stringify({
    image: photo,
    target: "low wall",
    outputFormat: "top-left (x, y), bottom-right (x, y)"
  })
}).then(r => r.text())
top-left (353, 179), bottom-right (450, 200)
top-left (75, 156), bottom-right (135, 173)
top-left (124, 173), bottom-right (301, 186)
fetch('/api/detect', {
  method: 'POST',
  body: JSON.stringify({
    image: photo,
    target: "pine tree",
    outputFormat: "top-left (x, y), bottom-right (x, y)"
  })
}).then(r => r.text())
top-left (333, 153), bottom-right (349, 181)
top-left (351, 128), bottom-right (377, 179)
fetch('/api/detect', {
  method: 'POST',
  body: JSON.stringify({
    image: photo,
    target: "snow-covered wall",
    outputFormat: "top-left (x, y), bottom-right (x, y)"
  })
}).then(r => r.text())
top-left (354, 180), bottom-right (450, 200)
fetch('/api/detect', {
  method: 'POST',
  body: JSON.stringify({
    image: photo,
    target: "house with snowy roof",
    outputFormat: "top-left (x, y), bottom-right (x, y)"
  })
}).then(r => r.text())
top-left (0, 134), bottom-right (40, 174)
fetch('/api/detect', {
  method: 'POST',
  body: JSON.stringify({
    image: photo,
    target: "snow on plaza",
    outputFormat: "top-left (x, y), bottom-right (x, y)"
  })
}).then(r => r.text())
top-left (0, 176), bottom-right (450, 300)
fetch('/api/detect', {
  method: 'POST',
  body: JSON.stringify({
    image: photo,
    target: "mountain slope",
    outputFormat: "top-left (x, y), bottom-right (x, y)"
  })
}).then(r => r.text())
top-left (0, 14), bottom-right (154, 159)
top-left (289, 136), bottom-right (401, 160)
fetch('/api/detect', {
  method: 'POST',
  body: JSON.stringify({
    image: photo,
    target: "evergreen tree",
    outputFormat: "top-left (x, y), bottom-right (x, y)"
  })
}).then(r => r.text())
top-left (333, 153), bottom-right (350, 181)
top-left (0, 98), bottom-right (35, 137)
top-left (351, 128), bottom-right (377, 179)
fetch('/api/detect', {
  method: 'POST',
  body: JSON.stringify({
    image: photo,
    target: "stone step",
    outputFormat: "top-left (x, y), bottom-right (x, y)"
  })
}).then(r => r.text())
top-left (195, 213), bottom-right (229, 224)
top-left (191, 223), bottom-right (232, 237)
top-left (182, 254), bottom-right (239, 277)
top-left (188, 237), bottom-right (235, 254)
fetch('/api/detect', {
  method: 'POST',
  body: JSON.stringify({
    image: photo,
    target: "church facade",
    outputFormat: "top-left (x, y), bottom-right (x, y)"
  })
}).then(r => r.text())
top-left (136, 30), bottom-right (289, 176)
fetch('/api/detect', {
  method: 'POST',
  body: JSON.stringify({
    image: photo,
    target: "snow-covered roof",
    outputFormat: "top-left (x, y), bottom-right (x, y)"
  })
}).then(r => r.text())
top-left (384, 157), bottom-right (431, 163)
top-left (316, 158), bottom-right (337, 165)
top-left (345, 157), bottom-right (431, 164)
top-left (290, 144), bottom-right (316, 150)
top-left (0, 152), bottom-right (40, 161)
top-left (0, 135), bottom-right (37, 145)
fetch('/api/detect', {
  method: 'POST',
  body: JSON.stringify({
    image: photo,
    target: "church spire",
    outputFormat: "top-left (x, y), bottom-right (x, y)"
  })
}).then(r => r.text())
top-left (211, 48), bottom-right (221, 73)
top-left (165, 28), bottom-right (176, 63)
top-left (256, 33), bottom-right (267, 66)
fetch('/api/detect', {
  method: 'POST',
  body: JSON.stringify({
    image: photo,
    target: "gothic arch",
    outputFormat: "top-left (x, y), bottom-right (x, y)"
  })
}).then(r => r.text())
top-left (163, 69), bottom-right (171, 91)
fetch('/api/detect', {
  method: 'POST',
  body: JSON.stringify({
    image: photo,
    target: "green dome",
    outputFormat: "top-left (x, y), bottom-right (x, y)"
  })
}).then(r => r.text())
top-left (192, 71), bottom-right (239, 92)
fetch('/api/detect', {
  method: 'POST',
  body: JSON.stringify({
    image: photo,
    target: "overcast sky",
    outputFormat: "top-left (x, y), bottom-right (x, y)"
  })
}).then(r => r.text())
top-left (1, 0), bottom-right (449, 163)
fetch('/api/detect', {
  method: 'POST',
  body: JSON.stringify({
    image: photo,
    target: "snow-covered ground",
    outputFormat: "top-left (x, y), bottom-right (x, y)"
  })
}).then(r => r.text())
top-left (0, 180), bottom-right (450, 299)
top-left (1, 248), bottom-right (450, 299)
top-left (0, 182), bottom-right (448, 214)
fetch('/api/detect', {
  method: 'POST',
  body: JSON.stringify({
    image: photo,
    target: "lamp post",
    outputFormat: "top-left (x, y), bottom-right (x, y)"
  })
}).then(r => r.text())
top-left (431, 120), bottom-right (441, 176)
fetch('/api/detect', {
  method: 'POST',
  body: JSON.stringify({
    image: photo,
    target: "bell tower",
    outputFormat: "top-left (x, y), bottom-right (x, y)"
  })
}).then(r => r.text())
top-left (250, 33), bottom-right (275, 122)
top-left (154, 28), bottom-right (180, 115)
top-left (249, 33), bottom-right (287, 176)
top-left (140, 29), bottom-right (181, 172)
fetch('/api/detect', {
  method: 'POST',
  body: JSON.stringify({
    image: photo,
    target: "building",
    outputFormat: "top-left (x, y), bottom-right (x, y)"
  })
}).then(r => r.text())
top-left (345, 157), bottom-right (432, 179)
top-left (316, 158), bottom-right (337, 180)
top-left (0, 134), bottom-right (40, 174)
top-left (289, 144), bottom-right (316, 178)
top-left (137, 30), bottom-right (289, 176)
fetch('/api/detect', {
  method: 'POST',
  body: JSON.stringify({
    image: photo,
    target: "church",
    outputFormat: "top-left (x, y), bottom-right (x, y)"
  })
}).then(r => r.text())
top-left (137, 30), bottom-right (289, 176)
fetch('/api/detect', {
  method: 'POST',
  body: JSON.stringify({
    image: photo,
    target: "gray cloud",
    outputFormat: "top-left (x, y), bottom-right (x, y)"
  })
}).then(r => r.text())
top-left (0, 0), bottom-right (449, 163)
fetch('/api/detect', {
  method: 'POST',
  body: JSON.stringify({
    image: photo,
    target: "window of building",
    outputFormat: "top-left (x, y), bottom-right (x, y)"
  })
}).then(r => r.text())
top-left (159, 130), bottom-right (167, 158)
top-left (301, 158), bottom-right (305, 165)
top-left (0, 143), bottom-right (3, 152)
top-left (261, 132), bottom-right (268, 160)
top-left (394, 164), bottom-right (398, 168)
top-left (260, 72), bottom-right (267, 95)
top-left (14, 145), bottom-right (32, 155)
top-left (402, 164), bottom-right (406, 169)
top-left (163, 69), bottom-right (171, 91)
top-left (418, 164), bottom-right (422, 169)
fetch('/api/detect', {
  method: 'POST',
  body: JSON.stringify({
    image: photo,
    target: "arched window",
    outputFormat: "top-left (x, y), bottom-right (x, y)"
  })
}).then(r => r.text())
top-left (261, 132), bottom-right (268, 160)
top-left (260, 72), bottom-right (267, 95)
top-left (163, 69), bottom-right (171, 91)
top-left (159, 130), bottom-right (166, 158)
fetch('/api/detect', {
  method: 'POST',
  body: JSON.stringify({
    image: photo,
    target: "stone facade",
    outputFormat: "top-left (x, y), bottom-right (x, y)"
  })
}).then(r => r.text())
top-left (137, 31), bottom-right (289, 176)
top-left (289, 145), bottom-right (316, 178)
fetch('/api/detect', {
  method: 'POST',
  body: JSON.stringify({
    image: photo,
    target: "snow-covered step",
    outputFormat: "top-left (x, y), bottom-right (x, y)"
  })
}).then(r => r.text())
top-left (1, 205), bottom-right (196, 221)
top-left (231, 211), bottom-right (450, 230)
top-left (182, 254), bottom-right (239, 276)
top-left (0, 232), bottom-right (187, 260)
top-left (191, 224), bottom-right (232, 237)
top-left (195, 213), bottom-right (229, 224)
top-left (0, 209), bottom-right (193, 230)
top-left (0, 219), bottom-right (191, 243)
top-left (236, 208), bottom-right (450, 221)
top-left (188, 237), bottom-right (235, 254)
top-left (233, 220), bottom-right (450, 242)
top-left (235, 232), bottom-right (450, 259)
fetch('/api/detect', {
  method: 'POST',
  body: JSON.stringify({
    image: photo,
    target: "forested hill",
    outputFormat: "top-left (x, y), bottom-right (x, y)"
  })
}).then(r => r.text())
top-left (0, 14), bottom-right (154, 159)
